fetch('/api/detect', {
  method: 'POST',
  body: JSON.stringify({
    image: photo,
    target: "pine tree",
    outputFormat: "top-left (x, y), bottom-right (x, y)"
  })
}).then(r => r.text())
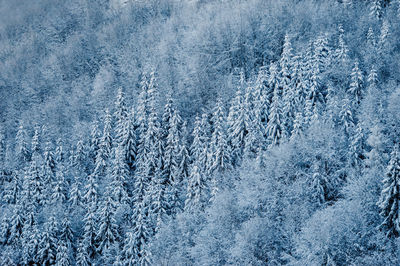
top-left (38, 217), bottom-right (58, 265)
top-left (102, 109), bottom-right (113, 161)
top-left (179, 121), bottom-right (190, 183)
top-left (135, 203), bottom-right (152, 266)
top-left (185, 162), bottom-right (207, 211)
top-left (370, 0), bottom-right (383, 19)
top-left (314, 33), bottom-right (331, 72)
top-left (378, 20), bottom-right (390, 55)
top-left (59, 217), bottom-right (74, 250)
top-left (73, 139), bottom-right (88, 175)
top-left (83, 203), bottom-right (98, 258)
top-left (69, 176), bottom-right (83, 208)
top-left (210, 98), bottom-right (231, 173)
top-left (114, 88), bottom-right (129, 147)
top-left (43, 141), bottom-right (56, 198)
top-left (55, 241), bottom-right (70, 266)
top-left (0, 217), bottom-right (10, 245)
top-left (15, 121), bottom-right (30, 166)
top-left (339, 96), bottom-right (355, 136)
top-left (83, 173), bottom-right (98, 206)
top-left (76, 240), bottom-right (90, 266)
top-left (114, 88), bottom-right (136, 171)
top-left (52, 164), bottom-right (68, 205)
top-left (0, 129), bottom-right (6, 184)
top-left (55, 138), bottom-right (65, 170)
top-left (163, 103), bottom-right (181, 186)
top-left (292, 55), bottom-right (306, 114)
top-left (367, 27), bottom-right (376, 48)
top-left (348, 122), bottom-right (365, 171)
top-left (227, 89), bottom-right (246, 165)
top-left (266, 85), bottom-right (285, 147)
top-left (27, 157), bottom-right (43, 208)
top-left (378, 143), bottom-right (400, 238)
top-left (96, 194), bottom-right (120, 254)
top-left (164, 107), bottom-right (184, 214)
top-left (31, 125), bottom-right (41, 159)
top-left (348, 60), bottom-right (363, 105)
top-left (335, 24), bottom-right (349, 64)
top-left (89, 120), bottom-right (101, 167)
top-left (122, 231), bottom-right (137, 266)
top-left (290, 111), bottom-right (304, 140)
top-left (109, 145), bottom-right (129, 204)
top-left (151, 168), bottom-right (169, 231)
top-left (8, 204), bottom-right (24, 246)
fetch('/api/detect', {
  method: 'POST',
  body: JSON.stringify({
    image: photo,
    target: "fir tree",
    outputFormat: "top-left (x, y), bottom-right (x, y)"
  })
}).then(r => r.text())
top-left (185, 162), bottom-right (207, 211)
top-left (109, 146), bottom-right (129, 204)
top-left (370, 0), bottom-right (383, 19)
top-left (83, 203), bottom-right (98, 258)
top-left (378, 20), bottom-right (390, 55)
top-left (227, 88), bottom-right (246, 165)
top-left (348, 60), bottom-right (363, 105)
top-left (367, 27), bottom-right (376, 48)
top-left (378, 144), bottom-right (400, 238)
top-left (76, 240), bottom-right (90, 266)
top-left (55, 241), bottom-right (70, 266)
top-left (59, 217), bottom-right (74, 250)
top-left (52, 164), bottom-right (68, 205)
top-left (266, 85), bottom-right (285, 147)
top-left (8, 203), bottom-right (24, 245)
top-left (89, 120), bottom-right (101, 167)
top-left (69, 176), bottom-right (83, 208)
top-left (210, 98), bottom-right (231, 173)
top-left (15, 121), bottom-right (30, 166)
top-left (349, 122), bottom-right (365, 172)
top-left (38, 217), bottom-right (58, 265)
top-left (335, 24), bottom-right (349, 64)
top-left (339, 96), bottom-right (355, 136)
top-left (96, 194), bottom-right (120, 254)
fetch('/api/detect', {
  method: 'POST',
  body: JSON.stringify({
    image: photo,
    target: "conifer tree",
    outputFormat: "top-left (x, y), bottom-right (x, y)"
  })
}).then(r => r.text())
top-left (348, 60), bottom-right (363, 105)
top-left (339, 96), bottom-right (355, 136)
top-left (378, 144), bottom-right (400, 238)
top-left (367, 27), bottom-right (376, 48)
top-left (69, 176), bottom-right (83, 208)
top-left (8, 204), bottom-right (24, 246)
top-left (89, 120), bottom-right (101, 167)
top-left (96, 193), bottom-right (120, 254)
top-left (378, 20), bottom-right (390, 55)
top-left (76, 240), bottom-right (90, 266)
top-left (370, 0), bottom-right (383, 19)
top-left (110, 146), bottom-right (129, 204)
top-left (290, 111), bottom-right (304, 140)
top-left (15, 121), bottom-right (30, 166)
top-left (55, 241), bottom-right (70, 266)
top-left (335, 24), bottom-right (349, 64)
top-left (349, 122), bottom-right (365, 171)
top-left (38, 217), bottom-right (58, 265)
top-left (102, 109), bottom-right (113, 161)
top-left (227, 89), bottom-right (246, 165)
top-left (52, 164), bottom-right (68, 205)
top-left (210, 98), bottom-right (231, 173)
top-left (131, 200), bottom-right (151, 266)
top-left (43, 141), bottom-right (56, 198)
top-left (83, 203), bottom-right (98, 258)
top-left (185, 162), bottom-right (207, 211)
top-left (58, 219), bottom-right (72, 250)
top-left (266, 85), bottom-right (285, 147)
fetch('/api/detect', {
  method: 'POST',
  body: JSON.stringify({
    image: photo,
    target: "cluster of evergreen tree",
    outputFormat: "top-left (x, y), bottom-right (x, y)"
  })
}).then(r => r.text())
top-left (1, 0), bottom-right (400, 265)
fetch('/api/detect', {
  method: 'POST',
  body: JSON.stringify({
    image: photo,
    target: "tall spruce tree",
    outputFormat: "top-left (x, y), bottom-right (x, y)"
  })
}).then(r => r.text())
top-left (378, 143), bottom-right (400, 238)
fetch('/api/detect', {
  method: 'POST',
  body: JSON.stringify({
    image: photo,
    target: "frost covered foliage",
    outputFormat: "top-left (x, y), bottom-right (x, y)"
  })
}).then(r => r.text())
top-left (1, 0), bottom-right (400, 265)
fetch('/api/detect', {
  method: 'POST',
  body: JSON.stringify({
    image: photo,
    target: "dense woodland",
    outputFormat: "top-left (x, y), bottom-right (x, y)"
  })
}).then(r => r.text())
top-left (1, 0), bottom-right (400, 265)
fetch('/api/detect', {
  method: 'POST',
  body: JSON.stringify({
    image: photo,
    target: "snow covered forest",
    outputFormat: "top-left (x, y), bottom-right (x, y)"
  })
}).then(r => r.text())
top-left (1, 0), bottom-right (400, 265)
